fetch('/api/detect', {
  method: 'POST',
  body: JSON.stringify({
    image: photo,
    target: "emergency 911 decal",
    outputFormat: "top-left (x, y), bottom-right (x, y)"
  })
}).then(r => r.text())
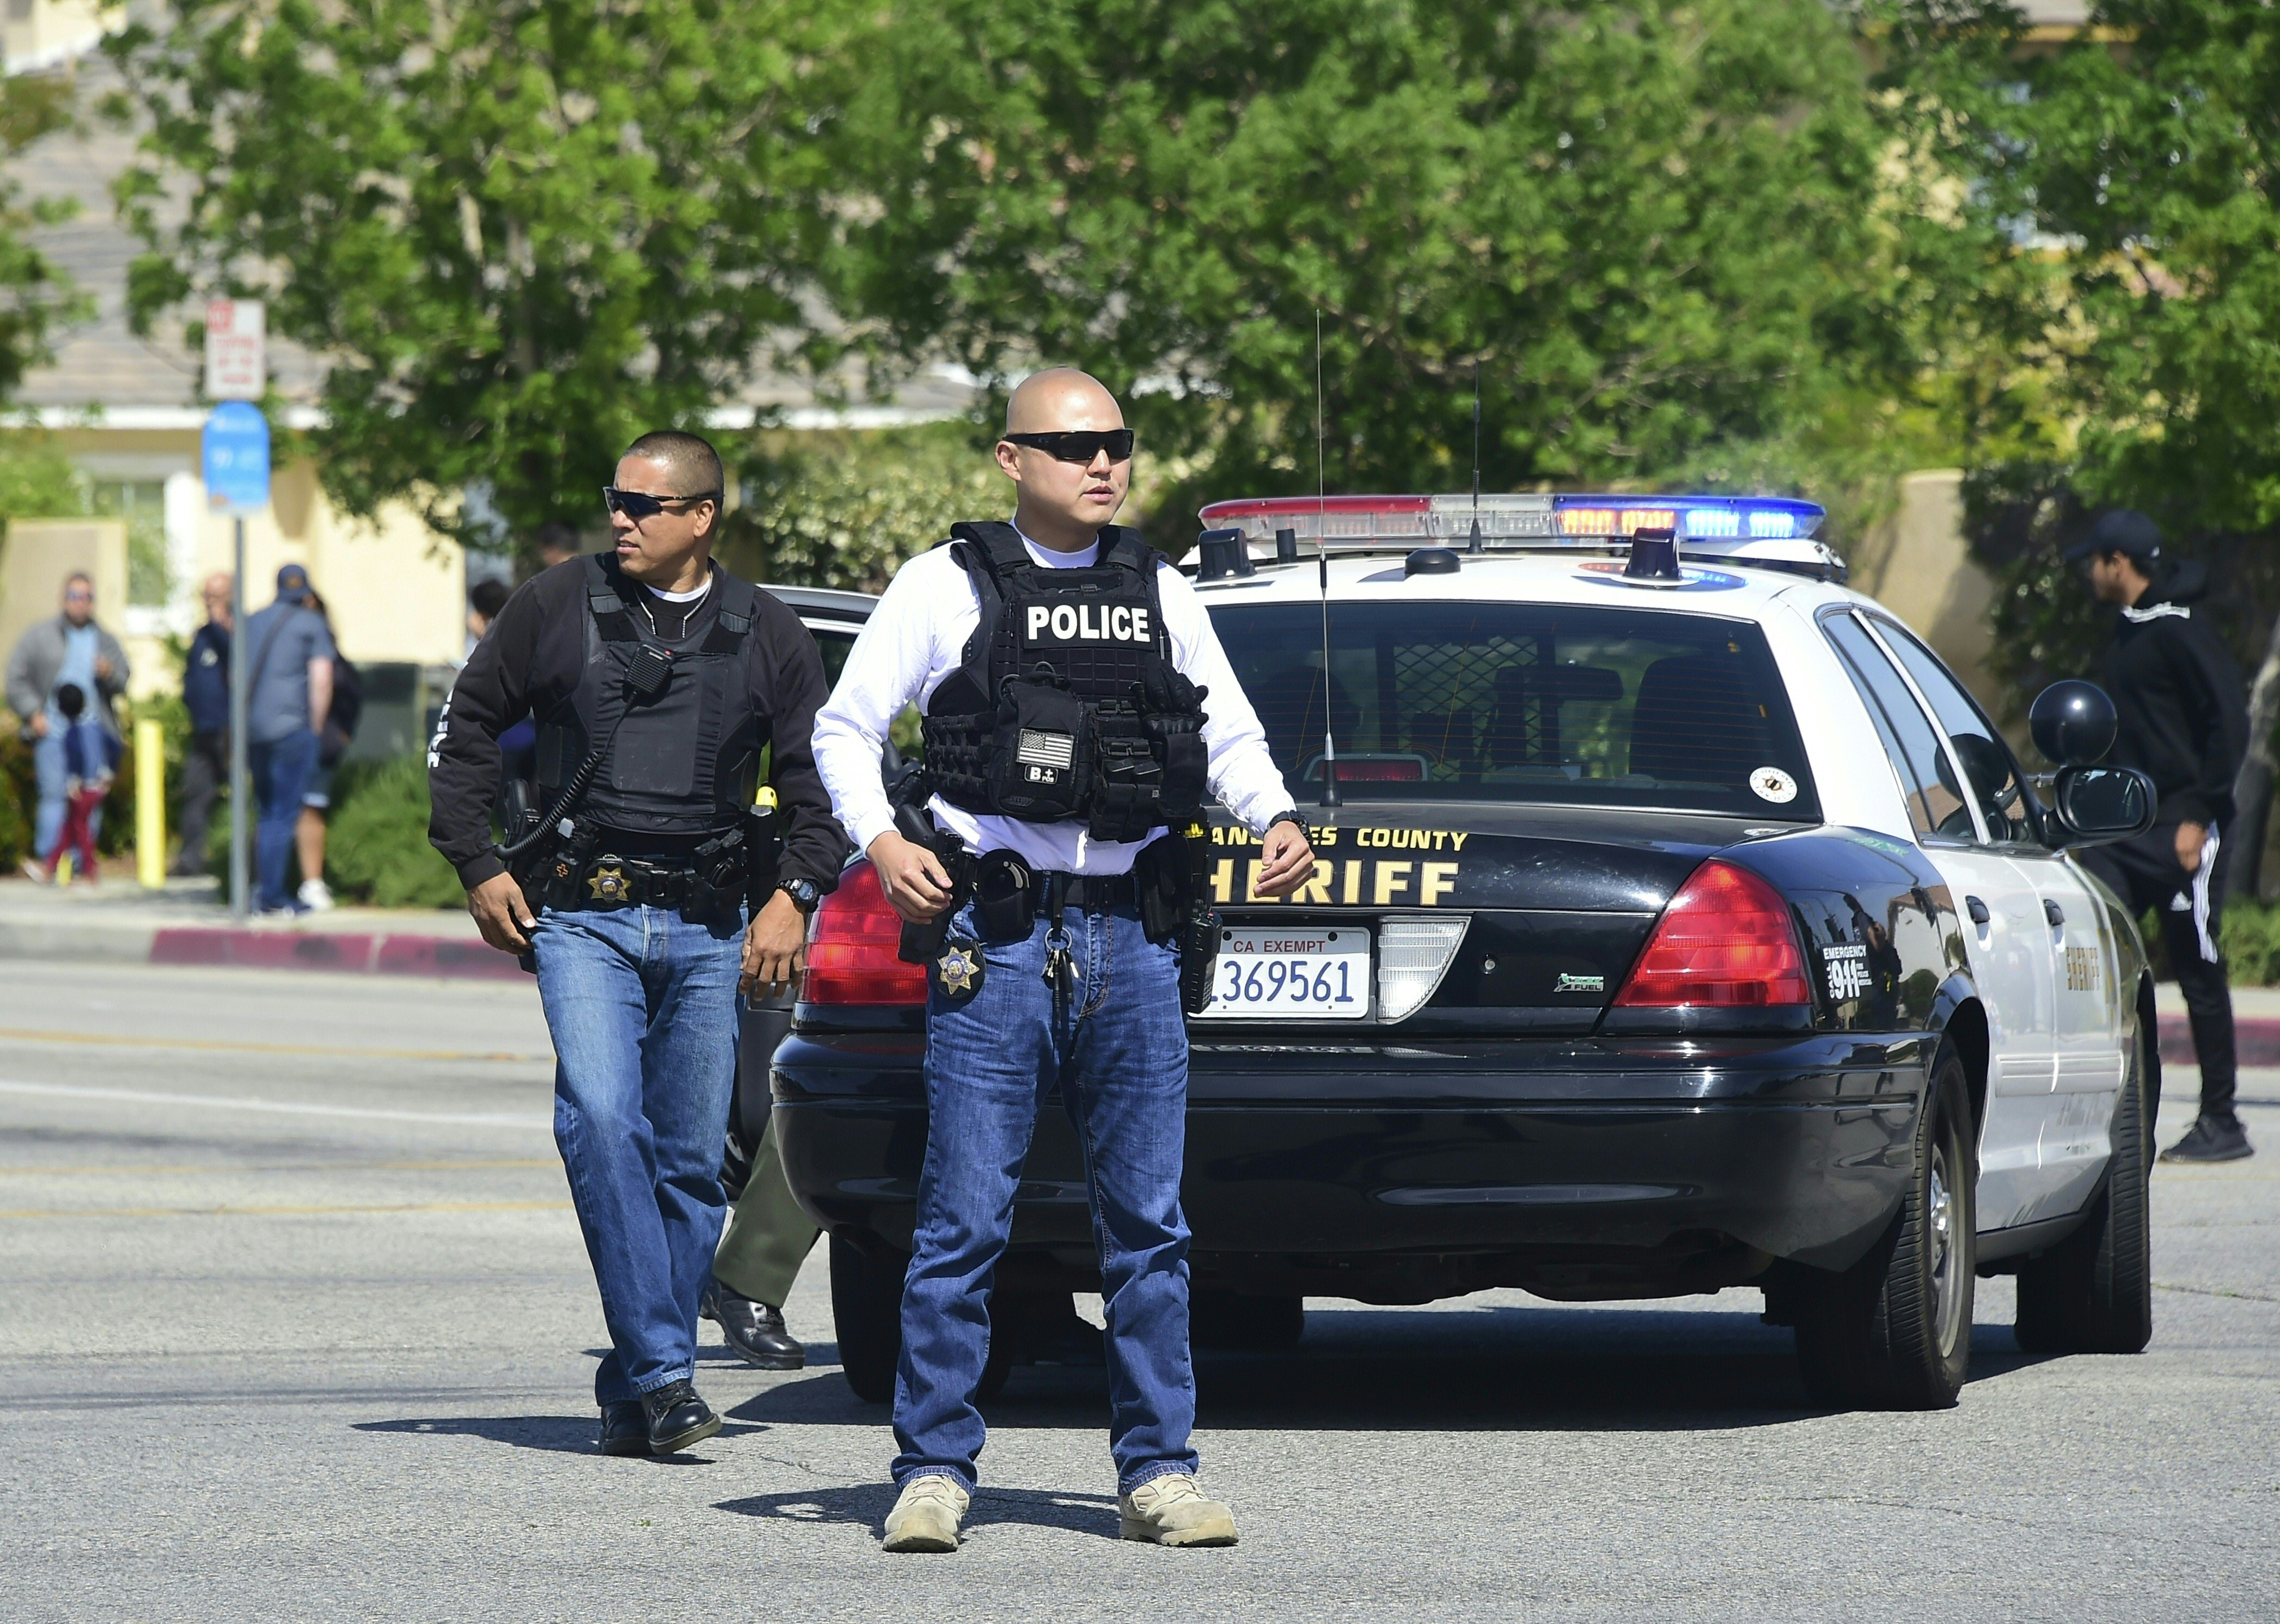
top-left (1824, 943), bottom-right (1871, 1001)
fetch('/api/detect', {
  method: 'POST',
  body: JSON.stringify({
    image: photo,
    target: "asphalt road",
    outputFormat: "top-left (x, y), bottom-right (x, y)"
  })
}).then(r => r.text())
top-left (1, 962), bottom-right (2273, 1623)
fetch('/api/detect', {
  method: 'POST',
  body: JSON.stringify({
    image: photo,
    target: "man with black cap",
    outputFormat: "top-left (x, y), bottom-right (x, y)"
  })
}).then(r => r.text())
top-left (2068, 509), bottom-right (2254, 1162)
top-left (239, 564), bottom-right (334, 915)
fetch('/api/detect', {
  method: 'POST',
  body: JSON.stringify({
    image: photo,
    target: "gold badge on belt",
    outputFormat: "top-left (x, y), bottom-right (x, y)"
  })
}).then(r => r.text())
top-left (934, 941), bottom-right (983, 1004)
top-left (587, 864), bottom-right (629, 903)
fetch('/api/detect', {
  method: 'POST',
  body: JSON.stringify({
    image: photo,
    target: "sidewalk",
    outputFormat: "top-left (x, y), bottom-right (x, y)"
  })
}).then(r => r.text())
top-left (0, 874), bottom-right (523, 981)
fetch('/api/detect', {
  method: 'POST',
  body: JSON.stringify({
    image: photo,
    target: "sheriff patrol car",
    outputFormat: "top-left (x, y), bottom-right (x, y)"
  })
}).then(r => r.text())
top-left (772, 493), bottom-right (2160, 1412)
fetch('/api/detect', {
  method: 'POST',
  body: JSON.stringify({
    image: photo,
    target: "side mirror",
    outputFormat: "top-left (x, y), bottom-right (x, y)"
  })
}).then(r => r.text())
top-left (2047, 764), bottom-right (2156, 849)
top-left (2030, 680), bottom-right (2117, 767)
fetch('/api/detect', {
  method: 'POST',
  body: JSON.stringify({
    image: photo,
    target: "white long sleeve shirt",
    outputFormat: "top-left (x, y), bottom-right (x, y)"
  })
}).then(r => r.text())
top-left (814, 529), bottom-right (1295, 874)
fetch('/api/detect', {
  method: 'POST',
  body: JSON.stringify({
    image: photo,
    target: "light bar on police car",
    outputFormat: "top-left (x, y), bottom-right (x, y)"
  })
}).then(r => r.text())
top-left (1191, 492), bottom-right (1835, 577)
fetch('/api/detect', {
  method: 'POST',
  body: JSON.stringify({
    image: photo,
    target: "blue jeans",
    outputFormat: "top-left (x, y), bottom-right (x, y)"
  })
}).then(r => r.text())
top-left (32, 730), bottom-right (100, 860)
top-left (893, 901), bottom-right (1199, 1494)
top-left (246, 729), bottom-right (317, 910)
top-left (533, 902), bottom-right (746, 1405)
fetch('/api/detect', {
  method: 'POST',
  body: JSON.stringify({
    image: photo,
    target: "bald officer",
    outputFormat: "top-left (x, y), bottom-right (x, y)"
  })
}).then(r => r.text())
top-left (814, 370), bottom-right (1313, 1552)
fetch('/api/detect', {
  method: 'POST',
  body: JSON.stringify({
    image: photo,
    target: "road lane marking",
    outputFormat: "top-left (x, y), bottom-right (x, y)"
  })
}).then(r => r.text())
top-left (0, 1158), bottom-right (560, 1177)
top-left (0, 1199), bottom-right (574, 1220)
top-left (0, 1079), bottom-right (551, 1128)
top-left (0, 1027), bottom-right (548, 1064)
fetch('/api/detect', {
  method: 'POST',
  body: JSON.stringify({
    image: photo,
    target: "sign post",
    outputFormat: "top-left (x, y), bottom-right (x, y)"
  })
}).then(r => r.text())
top-left (202, 398), bottom-right (270, 921)
top-left (203, 303), bottom-right (267, 920)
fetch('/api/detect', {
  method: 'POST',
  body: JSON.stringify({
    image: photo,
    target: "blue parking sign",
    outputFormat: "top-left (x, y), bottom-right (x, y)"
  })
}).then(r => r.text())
top-left (201, 401), bottom-right (270, 514)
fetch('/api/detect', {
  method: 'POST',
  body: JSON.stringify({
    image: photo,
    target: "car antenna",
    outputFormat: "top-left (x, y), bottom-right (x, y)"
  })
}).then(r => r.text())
top-left (1316, 309), bottom-right (1341, 809)
top-left (1468, 363), bottom-right (1484, 555)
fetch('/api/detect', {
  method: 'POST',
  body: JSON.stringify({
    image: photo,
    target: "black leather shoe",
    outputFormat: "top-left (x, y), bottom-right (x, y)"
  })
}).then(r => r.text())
top-left (702, 1278), bottom-right (805, 1370)
top-left (641, 1379), bottom-right (722, 1454)
top-left (599, 1400), bottom-right (648, 1457)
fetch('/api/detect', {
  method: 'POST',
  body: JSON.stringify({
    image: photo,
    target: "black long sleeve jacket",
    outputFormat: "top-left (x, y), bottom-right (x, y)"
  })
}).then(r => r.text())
top-left (2101, 561), bottom-right (2250, 829)
top-left (427, 557), bottom-right (848, 895)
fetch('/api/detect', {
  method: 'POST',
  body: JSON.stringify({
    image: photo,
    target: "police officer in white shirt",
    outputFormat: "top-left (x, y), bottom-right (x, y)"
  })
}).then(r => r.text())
top-left (814, 369), bottom-right (1312, 1553)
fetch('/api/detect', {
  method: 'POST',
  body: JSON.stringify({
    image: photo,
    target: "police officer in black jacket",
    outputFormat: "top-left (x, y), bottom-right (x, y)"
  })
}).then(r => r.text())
top-left (2068, 509), bottom-right (2254, 1163)
top-left (429, 430), bottom-right (848, 1452)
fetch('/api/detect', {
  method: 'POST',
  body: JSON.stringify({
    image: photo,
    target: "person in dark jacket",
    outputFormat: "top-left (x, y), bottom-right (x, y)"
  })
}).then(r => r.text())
top-left (2068, 509), bottom-right (2253, 1163)
top-left (174, 573), bottom-right (234, 876)
top-left (429, 429), bottom-right (848, 1457)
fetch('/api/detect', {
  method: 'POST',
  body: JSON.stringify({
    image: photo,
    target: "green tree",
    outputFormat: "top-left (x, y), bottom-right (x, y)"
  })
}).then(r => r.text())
top-left (105, 0), bottom-right (858, 548)
top-left (717, 423), bottom-right (1003, 593)
top-left (0, 75), bottom-right (91, 399)
top-left (1906, 2), bottom-right (2280, 887)
top-left (817, 0), bottom-right (2000, 544)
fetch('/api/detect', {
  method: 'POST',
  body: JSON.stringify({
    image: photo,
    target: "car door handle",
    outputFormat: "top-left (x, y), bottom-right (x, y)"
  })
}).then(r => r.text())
top-left (2043, 899), bottom-right (2064, 928)
top-left (1966, 895), bottom-right (1991, 926)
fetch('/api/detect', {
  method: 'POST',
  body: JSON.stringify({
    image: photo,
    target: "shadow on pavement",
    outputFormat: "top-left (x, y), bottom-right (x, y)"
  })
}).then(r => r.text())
top-left (731, 1305), bottom-right (2057, 1434)
top-left (716, 1483), bottom-right (1119, 1542)
top-left (354, 1414), bottom-right (773, 1461)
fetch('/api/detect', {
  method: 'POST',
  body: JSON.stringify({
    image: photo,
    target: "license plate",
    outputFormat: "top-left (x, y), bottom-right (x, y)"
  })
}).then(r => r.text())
top-left (1203, 927), bottom-right (1371, 1020)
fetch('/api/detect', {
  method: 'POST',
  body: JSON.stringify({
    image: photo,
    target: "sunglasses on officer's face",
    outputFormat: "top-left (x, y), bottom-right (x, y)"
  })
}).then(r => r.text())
top-left (1001, 429), bottom-right (1135, 465)
top-left (602, 486), bottom-right (723, 520)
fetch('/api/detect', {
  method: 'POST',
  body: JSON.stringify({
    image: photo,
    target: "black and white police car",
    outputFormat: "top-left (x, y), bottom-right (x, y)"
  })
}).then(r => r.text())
top-left (769, 493), bottom-right (2159, 1411)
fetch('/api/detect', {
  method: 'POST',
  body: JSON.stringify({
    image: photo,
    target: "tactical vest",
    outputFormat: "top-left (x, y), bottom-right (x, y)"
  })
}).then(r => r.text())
top-left (920, 522), bottom-right (1209, 843)
top-left (534, 555), bottom-right (764, 837)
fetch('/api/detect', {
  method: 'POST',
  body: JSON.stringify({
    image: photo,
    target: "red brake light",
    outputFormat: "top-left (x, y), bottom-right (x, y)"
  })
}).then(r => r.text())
top-left (799, 860), bottom-right (927, 1007)
top-left (1305, 754), bottom-right (1428, 783)
top-left (1613, 859), bottom-right (1811, 1008)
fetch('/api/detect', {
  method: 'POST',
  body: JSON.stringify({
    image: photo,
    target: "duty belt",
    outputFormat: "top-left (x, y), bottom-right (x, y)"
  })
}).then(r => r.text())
top-left (1040, 871), bottom-right (1139, 914)
top-left (559, 853), bottom-right (738, 913)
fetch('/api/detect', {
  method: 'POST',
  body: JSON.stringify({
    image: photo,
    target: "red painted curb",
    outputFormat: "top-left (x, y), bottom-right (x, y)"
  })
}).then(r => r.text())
top-left (149, 926), bottom-right (526, 981)
top-left (2159, 1013), bottom-right (2280, 1068)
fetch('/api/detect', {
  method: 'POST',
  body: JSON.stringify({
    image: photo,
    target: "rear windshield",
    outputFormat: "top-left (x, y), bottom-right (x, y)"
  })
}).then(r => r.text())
top-left (1207, 600), bottom-right (1818, 819)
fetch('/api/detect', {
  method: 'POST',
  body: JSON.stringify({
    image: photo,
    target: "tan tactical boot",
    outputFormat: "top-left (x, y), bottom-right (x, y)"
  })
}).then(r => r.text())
top-left (1118, 1473), bottom-right (1239, 1547)
top-left (883, 1473), bottom-right (970, 1553)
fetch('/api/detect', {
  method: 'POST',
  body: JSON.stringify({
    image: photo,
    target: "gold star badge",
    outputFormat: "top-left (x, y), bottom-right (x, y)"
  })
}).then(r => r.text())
top-left (588, 864), bottom-right (628, 902)
top-left (934, 943), bottom-right (982, 1000)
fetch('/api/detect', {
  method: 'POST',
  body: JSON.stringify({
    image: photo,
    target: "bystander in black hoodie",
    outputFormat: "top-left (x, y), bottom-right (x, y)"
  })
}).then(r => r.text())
top-left (2101, 558), bottom-right (2248, 830)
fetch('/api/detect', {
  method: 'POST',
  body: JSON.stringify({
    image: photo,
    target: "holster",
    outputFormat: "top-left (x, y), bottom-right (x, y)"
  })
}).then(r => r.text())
top-left (1171, 821), bottom-right (1221, 1016)
top-left (892, 797), bottom-right (974, 964)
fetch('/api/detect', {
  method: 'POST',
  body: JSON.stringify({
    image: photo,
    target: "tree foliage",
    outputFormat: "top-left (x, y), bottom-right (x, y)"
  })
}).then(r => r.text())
top-left (817, 0), bottom-right (2000, 542)
top-left (0, 75), bottom-right (91, 400)
top-left (105, 0), bottom-right (854, 546)
top-left (1886, 3), bottom-right (2280, 713)
top-left (716, 424), bottom-right (1003, 593)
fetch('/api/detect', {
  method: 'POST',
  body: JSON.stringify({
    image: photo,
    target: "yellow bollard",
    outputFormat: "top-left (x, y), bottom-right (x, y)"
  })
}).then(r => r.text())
top-left (136, 718), bottom-right (166, 888)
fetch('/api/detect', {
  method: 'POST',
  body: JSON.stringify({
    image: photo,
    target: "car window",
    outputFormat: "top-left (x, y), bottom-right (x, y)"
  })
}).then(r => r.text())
top-left (1821, 611), bottom-right (1975, 841)
top-left (809, 626), bottom-right (857, 691)
top-left (1207, 600), bottom-right (1818, 819)
top-left (1868, 617), bottom-right (2037, 843)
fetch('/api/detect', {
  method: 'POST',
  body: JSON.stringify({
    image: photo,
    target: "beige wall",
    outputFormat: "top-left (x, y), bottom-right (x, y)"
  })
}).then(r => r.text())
top-left (1847, 468), bottom-right (2001, 712)
top-left (46, 427), bottom-right (468, 693)
top-left (2, 0), bottom-right (115, 72)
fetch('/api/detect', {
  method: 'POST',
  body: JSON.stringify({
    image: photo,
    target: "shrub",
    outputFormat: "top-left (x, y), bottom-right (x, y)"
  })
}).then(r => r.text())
top-left (322, 756), bottom-right (463, 908)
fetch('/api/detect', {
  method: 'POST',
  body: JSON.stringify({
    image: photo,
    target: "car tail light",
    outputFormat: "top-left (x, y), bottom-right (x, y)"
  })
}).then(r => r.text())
top-left (799, 860), bottom-right (927, 1006)
top-left (1376, 915), bottom-right (1471, 1022)
top-left (1613, 859), bottom-right (1810, 1008)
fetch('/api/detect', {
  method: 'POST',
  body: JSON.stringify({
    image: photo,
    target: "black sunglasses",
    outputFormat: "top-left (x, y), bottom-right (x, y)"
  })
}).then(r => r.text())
top-left (1001, 429), bottom-right (1135, 464)
top-left (602, 486), bottom-right (722, 520)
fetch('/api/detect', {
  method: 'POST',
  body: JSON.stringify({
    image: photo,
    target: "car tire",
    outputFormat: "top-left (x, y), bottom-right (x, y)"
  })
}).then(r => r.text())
top-left (1191, 1290), bottom-right (1305, 1352)
top-left (1794, 1045), bottom-right (1976, 1409)
top-left (829, 1235), bottom-right (906, 1405)
top-left (2014, 1024), bottom-right (2153, 1355)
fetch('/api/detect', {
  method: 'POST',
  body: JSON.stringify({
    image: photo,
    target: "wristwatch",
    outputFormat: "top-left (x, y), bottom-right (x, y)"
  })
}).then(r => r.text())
top-left (1264, 810), bottom-right (1309, 840)
top-left (775, 877), bottom-right (822, 915)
